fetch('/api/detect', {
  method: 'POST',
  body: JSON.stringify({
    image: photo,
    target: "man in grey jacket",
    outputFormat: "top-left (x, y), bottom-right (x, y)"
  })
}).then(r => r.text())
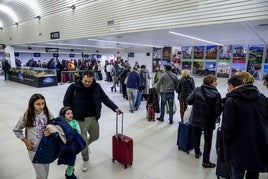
top-left (154, 64), bottom-right (179, 124)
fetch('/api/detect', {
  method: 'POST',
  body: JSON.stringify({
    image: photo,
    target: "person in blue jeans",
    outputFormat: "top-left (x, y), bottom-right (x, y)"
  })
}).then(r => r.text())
top-left (134, 89), bottom-right (142, 110)
top-left (153, 64), bottom-right (179, 124)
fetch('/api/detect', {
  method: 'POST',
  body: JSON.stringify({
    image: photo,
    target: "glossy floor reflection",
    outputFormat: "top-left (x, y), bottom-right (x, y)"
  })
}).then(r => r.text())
top-left (0, 75), bottom-right (267, 179)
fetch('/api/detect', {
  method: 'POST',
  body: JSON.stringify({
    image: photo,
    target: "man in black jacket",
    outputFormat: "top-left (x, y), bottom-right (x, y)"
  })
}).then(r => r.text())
top-left (63, 70), bottom-right (122, 172)
top-left (222, 75), bottom-right (268, 179)
top-left (187, 74), bottom-right (223, 168)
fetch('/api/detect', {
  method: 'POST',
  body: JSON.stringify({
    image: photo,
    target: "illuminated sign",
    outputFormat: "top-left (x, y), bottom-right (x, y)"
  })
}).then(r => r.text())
top-left (50, 31), bottom-right (60, 39)
top-left (45, 48), bottom-right (59, 52)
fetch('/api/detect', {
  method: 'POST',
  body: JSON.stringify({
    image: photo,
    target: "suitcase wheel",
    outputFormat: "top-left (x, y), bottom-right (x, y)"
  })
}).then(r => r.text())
top-left (112, 159), bottom-right (115, 162)
top-left (124, 165), bottom-right (127, 169)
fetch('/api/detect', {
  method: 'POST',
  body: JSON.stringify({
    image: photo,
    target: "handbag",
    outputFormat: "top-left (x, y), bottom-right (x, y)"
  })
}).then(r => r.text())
top-left (183, 105), bottom-right (193, 123)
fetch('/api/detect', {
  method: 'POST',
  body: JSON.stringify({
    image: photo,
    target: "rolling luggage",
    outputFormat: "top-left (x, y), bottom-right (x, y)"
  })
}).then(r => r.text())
top-left (147, 103), bottom-right (155, 121)
top-left (177, 122), bottom-right (194, 154)
top-left (112, 113), bottom-right (133, 168)
top-left (61, 73), bottom-right (68, 83)
top-left (215, 127), bottom-right (231, 179)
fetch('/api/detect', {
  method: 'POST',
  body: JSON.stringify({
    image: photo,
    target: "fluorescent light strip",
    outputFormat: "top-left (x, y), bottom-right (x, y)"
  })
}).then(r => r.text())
top-left (87, 38), bottom-right (163, 48)
top-left (168, 30), bottom-right (224, 46)
top-left (45, 42), bottom-right (123, 49)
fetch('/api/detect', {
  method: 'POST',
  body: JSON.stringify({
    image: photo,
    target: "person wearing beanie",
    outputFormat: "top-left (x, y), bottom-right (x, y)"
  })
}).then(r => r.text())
top-left (263, 73), bottom-right (268, 88)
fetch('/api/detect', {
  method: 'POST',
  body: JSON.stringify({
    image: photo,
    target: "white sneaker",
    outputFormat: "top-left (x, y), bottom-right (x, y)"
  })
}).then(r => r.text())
top-left (81, 161), bottom-right (89, 172)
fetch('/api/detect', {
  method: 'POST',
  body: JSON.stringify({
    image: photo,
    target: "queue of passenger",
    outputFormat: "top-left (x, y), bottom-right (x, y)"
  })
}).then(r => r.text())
top-left (12, 61), bottom-right (268, 179)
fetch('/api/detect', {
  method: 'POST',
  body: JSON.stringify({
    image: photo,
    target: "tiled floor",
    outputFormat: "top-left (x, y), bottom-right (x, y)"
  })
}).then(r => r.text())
top-left (0, 75), bottom-right (267, 179)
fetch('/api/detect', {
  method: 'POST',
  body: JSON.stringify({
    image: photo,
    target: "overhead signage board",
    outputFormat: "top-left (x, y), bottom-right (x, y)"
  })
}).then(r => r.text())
top-left (45, 48), bottom-right (59, 53)
top-left (50, 31), bottom-right (60, 39)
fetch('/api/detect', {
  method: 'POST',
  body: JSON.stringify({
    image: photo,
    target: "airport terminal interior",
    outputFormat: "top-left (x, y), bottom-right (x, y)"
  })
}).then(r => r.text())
top-left (0, 74), bottom-right (267, 179)
top-left (0, 1), bottom-right (268, 179)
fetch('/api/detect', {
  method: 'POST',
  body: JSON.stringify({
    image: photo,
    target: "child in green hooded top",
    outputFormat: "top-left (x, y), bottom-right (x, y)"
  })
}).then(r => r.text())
top-left (59, 106), bottom-right (81, 179)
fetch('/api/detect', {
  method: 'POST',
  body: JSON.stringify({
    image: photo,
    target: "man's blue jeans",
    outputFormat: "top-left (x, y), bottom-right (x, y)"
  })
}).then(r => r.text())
top-left (230, 166), bottom-right (259, 179)
top-left (135, 90), bottom-right (142, 109)
top-left (160, 92), bottom-right (174, 121)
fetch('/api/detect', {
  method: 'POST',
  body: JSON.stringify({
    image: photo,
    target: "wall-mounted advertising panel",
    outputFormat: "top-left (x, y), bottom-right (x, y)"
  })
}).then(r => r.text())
top-left (205, 45), bottom-right (217, 60)
top-left (219, 45), bottom-right (232, 60)
top-left (152, 47), bottom-right (162, 72)
top-left (247, 44), bottom-right (264, 80)
top-left (194, 46), bottom-right (204, 60)
top-left (232, 45), bottom-right (247, 76)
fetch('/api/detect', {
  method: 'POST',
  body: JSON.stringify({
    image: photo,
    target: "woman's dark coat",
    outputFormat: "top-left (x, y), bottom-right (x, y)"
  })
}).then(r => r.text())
top-left (33, 117), bottom-right (86, 166)
top-left (186, 84), bottom-right (223, 130)
top-left (222, 84), bottom-right (268, 171)
top-left (177, 76), bottom-right (195, 101)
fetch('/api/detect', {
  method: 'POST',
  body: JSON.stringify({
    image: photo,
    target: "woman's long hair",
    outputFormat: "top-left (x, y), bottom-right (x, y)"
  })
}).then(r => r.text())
top-left (24, 93), bottom-right (50, 127)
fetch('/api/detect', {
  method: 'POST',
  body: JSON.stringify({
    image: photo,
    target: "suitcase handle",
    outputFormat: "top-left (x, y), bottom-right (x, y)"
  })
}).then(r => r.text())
top-left (116, 113), bottom-right (124, 140)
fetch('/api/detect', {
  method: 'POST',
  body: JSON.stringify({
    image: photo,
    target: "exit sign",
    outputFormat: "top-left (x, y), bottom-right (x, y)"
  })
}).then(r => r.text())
top-left (50, 31), bottom-right (60, 39)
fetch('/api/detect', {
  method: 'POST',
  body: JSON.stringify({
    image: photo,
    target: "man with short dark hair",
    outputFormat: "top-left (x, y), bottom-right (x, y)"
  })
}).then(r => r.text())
top-left (63, 70), bottom-right (122, 172)
top-left (222, 75), bottom-right (268, 179)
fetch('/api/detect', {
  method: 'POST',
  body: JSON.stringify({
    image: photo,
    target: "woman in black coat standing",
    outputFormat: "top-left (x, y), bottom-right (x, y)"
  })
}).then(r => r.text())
top-left (177, 70), bottom-right (195, 122)
top-left (187, 75), bottom-right (223, 168)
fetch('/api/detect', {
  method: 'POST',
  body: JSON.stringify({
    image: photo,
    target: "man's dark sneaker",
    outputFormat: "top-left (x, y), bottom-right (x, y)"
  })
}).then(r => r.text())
top-left (156, 117), bottom-right (164, 122)
top-left (169, 120), bottom-right (173, 124)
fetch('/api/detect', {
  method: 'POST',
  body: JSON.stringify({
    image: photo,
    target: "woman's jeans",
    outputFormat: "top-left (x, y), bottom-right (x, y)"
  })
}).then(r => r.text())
top-left (160, 92), bottom-right (174, 121)
top-left (230, 167), bottom-right (259, 179)
top-left (194, 126), bottom-right (213, 163)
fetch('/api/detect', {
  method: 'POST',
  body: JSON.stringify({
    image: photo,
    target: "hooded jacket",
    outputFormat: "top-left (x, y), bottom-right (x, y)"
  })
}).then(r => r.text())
top-left (63, 78), bottom-right (118, 121)
top-left (222, 84), bottom-right (268, 171)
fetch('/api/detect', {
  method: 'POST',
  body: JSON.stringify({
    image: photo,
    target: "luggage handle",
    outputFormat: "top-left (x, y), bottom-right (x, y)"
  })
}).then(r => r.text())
top-left (116, 113), bottom-right (124, 141)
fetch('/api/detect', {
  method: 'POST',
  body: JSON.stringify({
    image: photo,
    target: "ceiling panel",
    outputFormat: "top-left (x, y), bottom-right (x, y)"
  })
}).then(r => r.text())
top-left (1, 0), bottom-right (268, 52)
top-left (17, 19), bottom-right (268, 52)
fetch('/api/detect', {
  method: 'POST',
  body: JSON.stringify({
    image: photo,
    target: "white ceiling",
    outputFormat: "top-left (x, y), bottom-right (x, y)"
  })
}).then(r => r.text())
top-left (17, 19), bottom-right (268, 52)
top-left (1, 0), bottom-right (268, 51)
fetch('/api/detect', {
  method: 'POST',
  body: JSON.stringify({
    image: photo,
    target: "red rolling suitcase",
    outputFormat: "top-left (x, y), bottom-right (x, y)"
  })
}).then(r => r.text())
top-left (61, 73), bottom-right (68, 83)
top-left (147, 103), bottom-right (155, 121)
top-left (112, 113), bottom-right (133, 168)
